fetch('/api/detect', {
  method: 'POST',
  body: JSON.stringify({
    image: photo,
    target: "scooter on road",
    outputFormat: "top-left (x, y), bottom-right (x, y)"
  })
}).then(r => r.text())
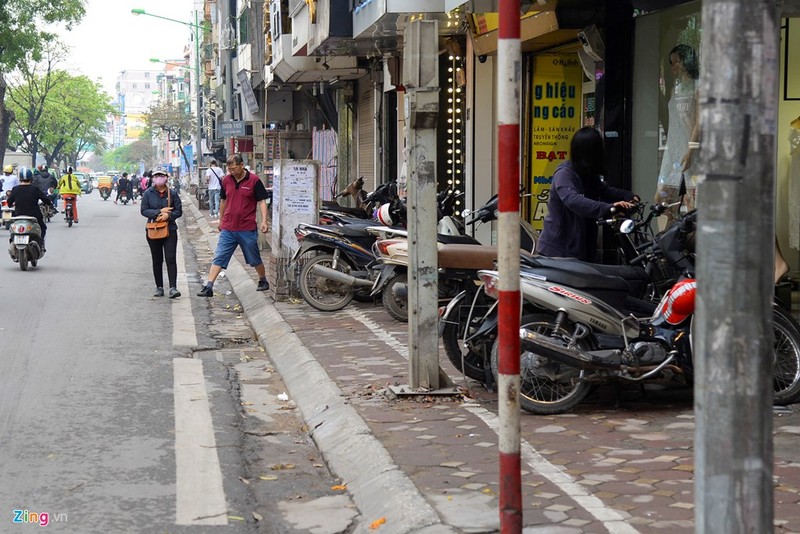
top-left (7, 215), bottom-right (45, 271)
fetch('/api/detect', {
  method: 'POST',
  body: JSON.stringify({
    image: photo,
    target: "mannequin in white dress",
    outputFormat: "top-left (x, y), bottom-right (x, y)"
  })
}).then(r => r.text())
top-left (655, 44), bottom-right (700, 229)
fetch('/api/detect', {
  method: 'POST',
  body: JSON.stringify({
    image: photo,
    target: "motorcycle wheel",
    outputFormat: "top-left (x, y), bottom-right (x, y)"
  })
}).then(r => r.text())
top-left (382, 273), bottom-right (408, 322)
top-left (491, 313), bottom-right (592, 415)
top-left (298, 253), bottom-right (355, 312)
top-left (19, 248), bottom-right (28, 271)
top-left (442, 321), bottom-right (486, 382)
top-left (773, 308), bottom-right (800, 405)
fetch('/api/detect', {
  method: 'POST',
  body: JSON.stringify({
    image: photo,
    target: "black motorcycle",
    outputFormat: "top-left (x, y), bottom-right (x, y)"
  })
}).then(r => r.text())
top-left (443, 208), bottom-right (800, 412)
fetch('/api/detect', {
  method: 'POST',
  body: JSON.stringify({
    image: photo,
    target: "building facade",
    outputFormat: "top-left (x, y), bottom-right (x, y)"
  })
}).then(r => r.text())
top-left (193, 0), bottom-right (800, 275)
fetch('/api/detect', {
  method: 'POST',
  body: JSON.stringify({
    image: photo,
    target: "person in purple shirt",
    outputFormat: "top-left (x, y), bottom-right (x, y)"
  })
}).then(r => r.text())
top-left (537, 127), bottom-right (639, 262)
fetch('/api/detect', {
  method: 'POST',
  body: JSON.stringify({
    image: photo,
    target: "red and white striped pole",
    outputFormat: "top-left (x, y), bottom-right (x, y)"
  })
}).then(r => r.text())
top-left (497, 0), bottom-right (522, 532)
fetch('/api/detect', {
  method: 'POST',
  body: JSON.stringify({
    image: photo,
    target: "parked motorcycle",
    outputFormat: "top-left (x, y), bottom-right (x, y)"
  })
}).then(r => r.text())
top-left (370, 190), bottom-right (482, 321)
top-left (436, 192), bottom-right (543, 375)
top-left (7, 215), bottom-right (45, 271)
top-left (293, 182), bottom-right (469, 312)
top-left (452, 208), bottom-right (800, 412)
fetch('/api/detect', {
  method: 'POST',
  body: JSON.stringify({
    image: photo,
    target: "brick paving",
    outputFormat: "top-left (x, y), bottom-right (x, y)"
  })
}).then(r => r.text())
top-left (185, 195), bottom-right (800, 533)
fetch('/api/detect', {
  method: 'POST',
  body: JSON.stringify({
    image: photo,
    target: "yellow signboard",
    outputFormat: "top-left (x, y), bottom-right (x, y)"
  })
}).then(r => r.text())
top-left (529, 53), bottom-right (584, 229)
top-left (471, 12), bottom-right (540, 36)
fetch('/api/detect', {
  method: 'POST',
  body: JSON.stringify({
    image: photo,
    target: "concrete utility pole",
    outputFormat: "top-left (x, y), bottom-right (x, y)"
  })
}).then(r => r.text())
top-left (403, 20), bottom-right (441, 389)
top-left (694, 2), bottom-right (778, 532)
top-left (497, 0), bottom-right (522, 532)
top-left (194, 10), bottom-right (203, 175)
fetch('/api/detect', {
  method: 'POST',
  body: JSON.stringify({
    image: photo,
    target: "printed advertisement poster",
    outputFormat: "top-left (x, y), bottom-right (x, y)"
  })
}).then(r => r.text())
top-left (529, 53), bottom-right (584, 229)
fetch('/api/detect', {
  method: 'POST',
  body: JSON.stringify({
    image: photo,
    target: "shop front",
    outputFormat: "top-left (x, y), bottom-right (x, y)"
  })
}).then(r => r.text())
top-left (632, 2), bottom-right (800, 278)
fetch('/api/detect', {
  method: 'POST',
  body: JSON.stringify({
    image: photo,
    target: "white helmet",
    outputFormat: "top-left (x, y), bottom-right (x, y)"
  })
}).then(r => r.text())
top-left (377, 203), bottom-right (393, 226)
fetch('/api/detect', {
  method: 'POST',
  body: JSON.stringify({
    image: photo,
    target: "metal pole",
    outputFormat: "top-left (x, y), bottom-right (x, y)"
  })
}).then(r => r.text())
top-left (497, 0), bottom-right (522, 531)
top-left (195, 10), bottom-right (203, 178)
top-left (694, 1), bottom-right (777, 532)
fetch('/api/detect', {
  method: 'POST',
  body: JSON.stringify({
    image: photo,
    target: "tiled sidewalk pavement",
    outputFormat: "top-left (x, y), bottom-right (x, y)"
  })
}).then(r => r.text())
top-left (184, 193), bottom-right (800, 533)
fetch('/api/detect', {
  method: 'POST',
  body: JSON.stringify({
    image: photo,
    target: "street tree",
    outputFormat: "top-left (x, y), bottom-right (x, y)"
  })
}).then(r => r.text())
top-left (101, 139), bottom-right (157, 175)
top-left (6, 54), bottom-right (112, 170)
top-left (5, 45), bottom-right (67, 166)
top-left (143, 99), bottom-right (195, 176)
top-left (40, 75), bottom-right (114, 168)
top-left (0, 0), bottom-right (85, 165)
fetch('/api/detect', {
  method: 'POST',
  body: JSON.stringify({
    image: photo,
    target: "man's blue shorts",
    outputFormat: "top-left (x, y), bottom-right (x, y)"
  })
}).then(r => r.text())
top-left (212, 229), bottom-right (263, 268)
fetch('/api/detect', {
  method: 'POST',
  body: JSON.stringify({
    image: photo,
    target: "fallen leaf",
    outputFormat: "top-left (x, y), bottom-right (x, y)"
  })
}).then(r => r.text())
top-left (331, 484), bottom-right (347, 491)
top-left (313, 463), bottom-right (324, 468)
top-left (228, 516), bottom-right (245, 521)
top-left (271, 463), bottom-right (296, 471)
top-left (241, 401), bottom-right (254, 406)
top-left (252, 511), bottom-right (263, 522)
top-left (259, 475), bottom-right (278, 481)
top-left (370, 517), bottom-right (386, 530)
top-left (239, 477), bottom-right (250, 485)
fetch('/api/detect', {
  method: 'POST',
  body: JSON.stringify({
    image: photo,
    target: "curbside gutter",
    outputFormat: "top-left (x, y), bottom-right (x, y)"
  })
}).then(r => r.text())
top-left (183, 196), bottom-right (458, 534)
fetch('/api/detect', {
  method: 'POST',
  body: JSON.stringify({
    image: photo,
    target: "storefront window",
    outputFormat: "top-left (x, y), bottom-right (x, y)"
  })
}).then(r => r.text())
top-left (631, 1), bottom-right (701, 226)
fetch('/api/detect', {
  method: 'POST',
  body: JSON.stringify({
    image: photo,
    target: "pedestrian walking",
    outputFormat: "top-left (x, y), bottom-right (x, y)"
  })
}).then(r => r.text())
top-left (197, 153), bottom-right (270, 297)
top-left (205, 159), bottom-right (223, 218)
top-left (141, 170), bottom-right (183, 298)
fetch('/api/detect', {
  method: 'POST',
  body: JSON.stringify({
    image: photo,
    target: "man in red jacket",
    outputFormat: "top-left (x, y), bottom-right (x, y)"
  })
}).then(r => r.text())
top-left (197, 153), bottom-right (270, 296)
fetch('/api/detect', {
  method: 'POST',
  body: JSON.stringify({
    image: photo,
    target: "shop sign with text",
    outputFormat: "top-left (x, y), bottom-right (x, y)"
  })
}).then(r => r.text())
top-left (529, 53), bottom-right (583, 229)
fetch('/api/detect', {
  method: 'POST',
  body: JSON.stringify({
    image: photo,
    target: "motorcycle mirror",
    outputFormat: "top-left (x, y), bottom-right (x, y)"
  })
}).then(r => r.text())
top-left (620, 219), bottom-right (636, 234)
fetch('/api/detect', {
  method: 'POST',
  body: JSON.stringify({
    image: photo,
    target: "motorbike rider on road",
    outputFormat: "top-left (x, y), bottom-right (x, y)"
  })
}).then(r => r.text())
top-left (2, 164), bottom-right (19, 193)
top-left (115, 172), bottom-right (130, 204)
top-left (57, 167), bottom-right (82, 223)
top-left (34, 165), bottom-right (59, 213)
top-left (6, 168), bottom-right (53, 250)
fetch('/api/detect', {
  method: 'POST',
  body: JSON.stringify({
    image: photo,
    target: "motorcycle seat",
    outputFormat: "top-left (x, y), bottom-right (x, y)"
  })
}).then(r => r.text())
top-left (438, 244), bottom-right (498, 270)
top-left (437, 234), bottom-right (481, 245)
top-left (521, 256), bottom-right (632, 293)
top-left (320, 203), bottom-right (369, 218)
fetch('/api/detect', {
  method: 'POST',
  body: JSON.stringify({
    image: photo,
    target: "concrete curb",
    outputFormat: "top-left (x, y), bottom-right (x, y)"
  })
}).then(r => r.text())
top-left (183, 196), bottom-right (457, 534)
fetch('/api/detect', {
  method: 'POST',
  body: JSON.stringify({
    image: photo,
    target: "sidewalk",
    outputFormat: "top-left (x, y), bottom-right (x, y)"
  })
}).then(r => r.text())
top-left (182, 193), bottom-right (800, 534)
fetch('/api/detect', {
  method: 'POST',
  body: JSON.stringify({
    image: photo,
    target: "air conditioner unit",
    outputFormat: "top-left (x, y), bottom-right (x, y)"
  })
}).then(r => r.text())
top-left (577, 24), bottom-right (604, 62)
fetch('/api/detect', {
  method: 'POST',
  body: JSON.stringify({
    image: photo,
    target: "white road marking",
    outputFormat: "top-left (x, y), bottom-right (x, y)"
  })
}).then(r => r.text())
top-left (462, 404), bottom-right (641, 534)
top-left (345, 308), bottom-right (639, 533)
top-left (173, 230), bottom-right (198, 346)
top-left (173, 358), bottom-right (227, 525)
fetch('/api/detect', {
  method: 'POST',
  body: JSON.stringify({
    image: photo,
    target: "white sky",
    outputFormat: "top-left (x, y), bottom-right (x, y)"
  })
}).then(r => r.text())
top-left (57, 0), bottom-right (199, 97)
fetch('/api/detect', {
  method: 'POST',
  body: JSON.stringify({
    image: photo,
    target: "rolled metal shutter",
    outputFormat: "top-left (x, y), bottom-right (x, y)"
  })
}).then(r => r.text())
top-left (357, 76), bottom-right (376, 191)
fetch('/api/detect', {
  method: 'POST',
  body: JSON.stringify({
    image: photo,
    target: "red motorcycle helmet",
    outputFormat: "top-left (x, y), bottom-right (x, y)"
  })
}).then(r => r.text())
top-left (656, 279), bottom-right (696, 325)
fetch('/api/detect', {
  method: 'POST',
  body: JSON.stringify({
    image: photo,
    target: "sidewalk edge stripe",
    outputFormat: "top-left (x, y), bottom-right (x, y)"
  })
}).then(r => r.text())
top-left (185, 198), bottom-right (457, 534)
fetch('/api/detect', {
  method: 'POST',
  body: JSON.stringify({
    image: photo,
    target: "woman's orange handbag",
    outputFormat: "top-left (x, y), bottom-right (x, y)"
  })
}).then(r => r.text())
top-left (146, 220), bottom-right (169, 239)
top-left (146, 188), bottom-right (170, 239)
